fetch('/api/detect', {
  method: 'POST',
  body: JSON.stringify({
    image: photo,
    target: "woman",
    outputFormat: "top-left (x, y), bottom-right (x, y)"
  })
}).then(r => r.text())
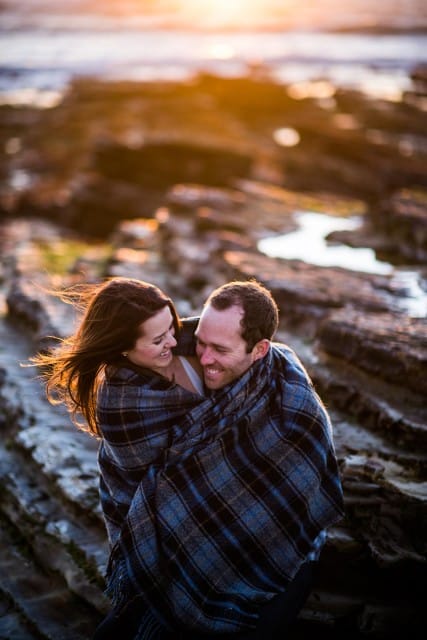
top-left (32, 277), bottom-right (204, 638)
top-left (36, 277), bottom-right (203, 436)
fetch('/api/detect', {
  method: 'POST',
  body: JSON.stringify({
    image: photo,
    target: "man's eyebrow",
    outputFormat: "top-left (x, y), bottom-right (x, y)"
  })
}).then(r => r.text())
top-left (213, 343), bottom-right (229, 350)
top-left (195, 335), bottom-right (229, 350)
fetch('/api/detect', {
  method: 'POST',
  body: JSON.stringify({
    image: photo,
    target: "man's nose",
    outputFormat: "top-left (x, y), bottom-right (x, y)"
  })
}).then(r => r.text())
top-left (199, 346), bottom-right (214, 365)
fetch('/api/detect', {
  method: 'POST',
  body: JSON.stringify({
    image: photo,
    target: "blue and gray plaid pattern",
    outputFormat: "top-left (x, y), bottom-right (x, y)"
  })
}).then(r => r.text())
top-left (97, 335), bottom-right (344, 635)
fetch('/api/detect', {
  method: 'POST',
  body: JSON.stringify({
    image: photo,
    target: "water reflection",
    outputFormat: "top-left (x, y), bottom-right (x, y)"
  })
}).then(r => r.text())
top-left (287, 80), bottom-right (336, 100)
top-left (9, 168), bottom-right (33, 191)
top-left (258, 211), bottom-right (392, 274)
top-left (273, 127), bottom-right (301, 147)
top-left (390, 271), bottom-right (427, 318)
top-left (0, 28), bottom-right (425, 106)
top-left (258, 211), bottom-right (427, 317)
top-left (0, 87), bottom-right (63, 109)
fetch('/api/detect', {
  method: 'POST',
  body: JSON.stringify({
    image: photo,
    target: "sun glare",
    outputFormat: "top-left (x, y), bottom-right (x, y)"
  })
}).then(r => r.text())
top-left (180, 0), bottom-right (288, 28)
top-left (207, 43), bottom-right (236, 59)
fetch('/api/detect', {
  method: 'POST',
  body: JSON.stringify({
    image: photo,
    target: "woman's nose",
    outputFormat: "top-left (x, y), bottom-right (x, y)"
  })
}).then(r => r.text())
top-left (166, 333), bottom-right (177, 348)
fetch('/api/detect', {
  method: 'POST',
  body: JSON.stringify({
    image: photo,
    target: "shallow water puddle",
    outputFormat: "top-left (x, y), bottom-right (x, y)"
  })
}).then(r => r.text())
top-left (258, 211), bottom-right (427, 317)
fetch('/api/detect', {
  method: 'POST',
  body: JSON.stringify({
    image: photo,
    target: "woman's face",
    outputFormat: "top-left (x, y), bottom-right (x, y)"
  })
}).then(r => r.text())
top-left (126, 306), bottom-right (177, 374)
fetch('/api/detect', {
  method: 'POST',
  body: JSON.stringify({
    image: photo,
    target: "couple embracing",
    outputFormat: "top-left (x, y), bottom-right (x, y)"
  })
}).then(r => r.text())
top-left (34, 278), bottom-right (344, 640)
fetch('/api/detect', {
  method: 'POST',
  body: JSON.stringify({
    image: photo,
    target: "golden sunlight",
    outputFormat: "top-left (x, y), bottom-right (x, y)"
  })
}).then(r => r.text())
top-left (179, 0), bottom-right (293, 28)
top-left (207, 43), bottom-right (236, 60)
top-left (273, 127), bottom-right (300, 147)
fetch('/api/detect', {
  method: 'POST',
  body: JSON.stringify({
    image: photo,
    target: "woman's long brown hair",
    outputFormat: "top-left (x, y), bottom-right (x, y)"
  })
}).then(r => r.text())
top-left (31, 278), bottom-right (180, 437)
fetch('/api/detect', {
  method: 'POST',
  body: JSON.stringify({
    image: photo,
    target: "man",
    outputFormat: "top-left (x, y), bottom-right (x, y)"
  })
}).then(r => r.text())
top-left (182, 280), bottom-right (339, 638)
top-left (103, 280), bottom-right (344, 639)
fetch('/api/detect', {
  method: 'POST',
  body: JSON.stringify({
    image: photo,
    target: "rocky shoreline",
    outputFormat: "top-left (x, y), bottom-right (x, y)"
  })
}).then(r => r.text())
top-left (0, 72), bottom-right (426, 638)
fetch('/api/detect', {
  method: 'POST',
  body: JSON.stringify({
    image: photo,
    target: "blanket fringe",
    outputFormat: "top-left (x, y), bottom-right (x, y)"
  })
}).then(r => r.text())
top-left (105, 555), bottom-right (170, 639)
top-left (136, 609), bottom-right (167, 640)
top-left (105, 554), bottom-right (131, 611)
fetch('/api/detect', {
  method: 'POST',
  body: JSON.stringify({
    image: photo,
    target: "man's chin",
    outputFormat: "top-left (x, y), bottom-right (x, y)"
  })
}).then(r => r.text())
top-left (204, 380), bottom-right (220, 390)
top-left (203, 373), bottom-right (224, 390)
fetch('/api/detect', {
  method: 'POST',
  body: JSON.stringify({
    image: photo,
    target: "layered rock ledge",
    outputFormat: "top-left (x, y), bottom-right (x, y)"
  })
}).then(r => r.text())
top-left (1, 74), bottom-right (426, 638)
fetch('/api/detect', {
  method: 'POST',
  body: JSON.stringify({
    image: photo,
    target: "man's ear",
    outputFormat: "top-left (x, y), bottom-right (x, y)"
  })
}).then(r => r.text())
top-left (252, 339), bottom-right (270, 361)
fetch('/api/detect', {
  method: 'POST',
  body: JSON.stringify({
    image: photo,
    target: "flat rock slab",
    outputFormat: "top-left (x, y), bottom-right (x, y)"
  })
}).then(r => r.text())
top-left (223, 249), bottom-right (406, 321)
top-left (318, 310), bottom-right (427, 397)
top-left (0, 524), bottom-right (102, 640)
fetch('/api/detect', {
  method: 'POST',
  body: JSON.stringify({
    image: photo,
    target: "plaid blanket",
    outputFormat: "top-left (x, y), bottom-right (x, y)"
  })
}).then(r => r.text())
top-left (98, 325), bottom-right (344, 635)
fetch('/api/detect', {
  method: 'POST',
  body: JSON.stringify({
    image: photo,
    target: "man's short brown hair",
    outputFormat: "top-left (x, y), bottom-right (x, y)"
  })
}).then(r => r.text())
top-left (205, 280), bottom-right (279, 351)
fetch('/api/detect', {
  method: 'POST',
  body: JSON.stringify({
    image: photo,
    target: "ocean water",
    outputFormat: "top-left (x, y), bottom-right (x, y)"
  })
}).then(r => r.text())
top-left (2, 1), bottom-right (426, 302)
top-left (1, 1), bottom-right (427, 107)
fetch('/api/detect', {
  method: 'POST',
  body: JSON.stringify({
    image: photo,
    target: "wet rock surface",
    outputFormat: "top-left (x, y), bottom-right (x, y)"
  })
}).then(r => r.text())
top-left (318, 310), bottom-right (427, 396)
top-left (0, 74), bottom-right (426, 638)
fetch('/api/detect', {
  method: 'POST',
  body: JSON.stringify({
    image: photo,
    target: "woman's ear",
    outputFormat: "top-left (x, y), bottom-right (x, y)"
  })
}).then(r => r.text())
top-left (252, 339), bottom-right (270, 361)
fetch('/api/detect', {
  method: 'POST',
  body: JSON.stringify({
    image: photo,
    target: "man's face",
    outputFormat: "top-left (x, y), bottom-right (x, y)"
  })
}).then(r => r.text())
top-left (195, 304), bottom-right (265, 390)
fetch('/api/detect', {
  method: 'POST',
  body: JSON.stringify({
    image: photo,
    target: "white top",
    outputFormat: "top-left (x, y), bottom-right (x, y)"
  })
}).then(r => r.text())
top-left (178, 356), bottom-right (204, 395)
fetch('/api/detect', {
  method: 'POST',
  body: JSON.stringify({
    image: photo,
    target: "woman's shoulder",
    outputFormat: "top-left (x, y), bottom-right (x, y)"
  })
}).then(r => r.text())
top-left (179, 355), bottom-right (203, 377)
top-left (177, 356), bottom-right (204, 395)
